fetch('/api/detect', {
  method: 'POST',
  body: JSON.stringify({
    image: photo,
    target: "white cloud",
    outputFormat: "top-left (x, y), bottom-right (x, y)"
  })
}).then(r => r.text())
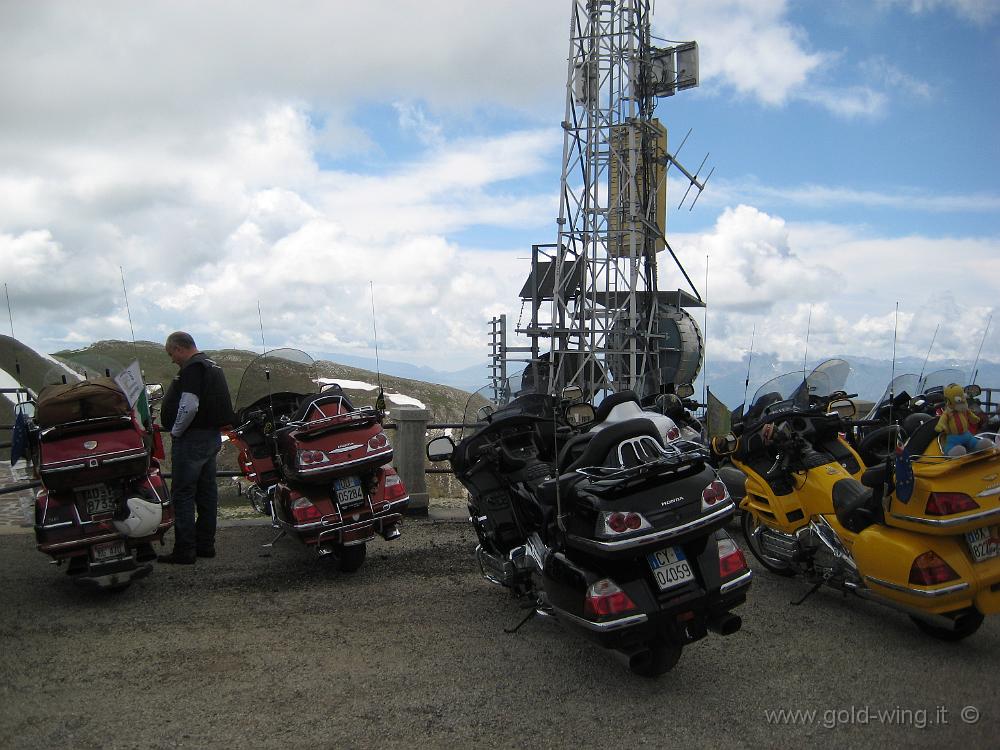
top-left (665, 206), bottom-right (999, 365)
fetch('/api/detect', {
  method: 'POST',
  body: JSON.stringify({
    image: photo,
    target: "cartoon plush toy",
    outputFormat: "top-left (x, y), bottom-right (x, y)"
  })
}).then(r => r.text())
top-left (936, 383), bottom-right (992, 456)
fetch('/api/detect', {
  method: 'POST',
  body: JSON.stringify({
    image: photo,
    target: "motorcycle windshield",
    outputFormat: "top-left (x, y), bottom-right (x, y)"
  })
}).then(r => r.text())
top-left (235, 348), bottom-right (317, 412)
top-left (865, 373), bottom-right (919, 419)
top-left (919, 368), bottom-right (965, 394)
top-left (459, 366), bottom-right (528, 441)
top-left (748, 359), bottom-right (850, 420)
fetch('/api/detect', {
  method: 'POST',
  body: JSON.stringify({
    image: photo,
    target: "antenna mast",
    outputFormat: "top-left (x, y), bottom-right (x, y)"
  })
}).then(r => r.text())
top-left (512, 0), bottom-right (706, 399)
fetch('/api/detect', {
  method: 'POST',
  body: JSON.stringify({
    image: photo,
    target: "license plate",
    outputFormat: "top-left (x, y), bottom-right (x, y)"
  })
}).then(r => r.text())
top-left (647, 546), bottom-right (695, 591)
top-left (78, 484), bottom-right (116, 516)
top-left (92, 540), bottom-right (129, 563)
top-left (966, 526), bottom-right (1000, 563)
top-left (334, 476), bottom-right (365, 509)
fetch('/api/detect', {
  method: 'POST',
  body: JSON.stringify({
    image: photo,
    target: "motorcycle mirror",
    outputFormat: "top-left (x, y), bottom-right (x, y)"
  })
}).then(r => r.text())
top-left (477, 405), bottom-right (494, 421)
top-left (827, 399), bottom-right (856, 419)
top-left (145, 383), bottom-right (164, 402)
top-left (675, 383), bottom-right (695, 399)
top-left (565, 402), bottom-right (596, 427)
top-left (426, 436), bottom-right (455, 462)
top-left (711, 434), bottom-right (737, 456)
top-left (965, 384), bottom-right (982, 398)
top-left (561, 385), bottom-right (584, 401)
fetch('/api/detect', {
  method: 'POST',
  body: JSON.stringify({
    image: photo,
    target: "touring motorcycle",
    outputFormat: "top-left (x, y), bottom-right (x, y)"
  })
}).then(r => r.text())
top-left (427, 374), bottom-right (751, 676)
top-left (227, 349), bottom-right (408, 571)
top-left (20, 365), bottom-right (173, 590)
top-left (719, 360), bottom-right (1000, 640)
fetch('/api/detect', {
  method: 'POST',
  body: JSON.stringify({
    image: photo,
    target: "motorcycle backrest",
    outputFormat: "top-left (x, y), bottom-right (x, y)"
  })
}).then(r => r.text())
top-left (565, 417), bottom-right (663, 473)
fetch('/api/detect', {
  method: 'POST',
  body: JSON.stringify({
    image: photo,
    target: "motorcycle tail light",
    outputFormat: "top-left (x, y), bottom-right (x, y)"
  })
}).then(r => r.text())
top-left (298, 450), bottom-right (328, 467)
top-left (597, 511), bottom-right (651, 537)
top-left (382, 470), bottom-right (408, 501)
top-left (908, 551), bottom-right (960, 585)
top-left (666, 426), bottom-right (681, 441)
top-left (584, 578), bottom-right (637, 618)
top-left (717, 535), bottom-right (749, 578)
top-left (701, 479), bottom-right (729, 511)
top-left (291, 497), bottom-right (322, 523)
top-left (368, 432), bottom-right (389, 451)
top-left (925, 492), bottom-right (978, 516)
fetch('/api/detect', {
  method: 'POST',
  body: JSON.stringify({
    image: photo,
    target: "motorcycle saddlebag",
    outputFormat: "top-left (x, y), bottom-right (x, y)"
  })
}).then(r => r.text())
top-left (39, 421), bottom-right (149, 492)
top-left (36, 378), bottom-right (130, 427)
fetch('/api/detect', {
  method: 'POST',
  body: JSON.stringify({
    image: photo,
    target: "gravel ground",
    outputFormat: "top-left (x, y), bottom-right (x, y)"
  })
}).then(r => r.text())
top-left (1, 516), bottom-right (998, 749)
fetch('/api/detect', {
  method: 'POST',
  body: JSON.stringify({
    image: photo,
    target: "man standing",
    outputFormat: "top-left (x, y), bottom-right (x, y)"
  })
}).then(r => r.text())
top-left (158, 332), bottom-right (236, 564)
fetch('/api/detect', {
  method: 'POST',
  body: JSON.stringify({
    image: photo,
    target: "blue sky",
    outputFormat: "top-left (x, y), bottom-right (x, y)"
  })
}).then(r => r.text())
top-left (0, 0), bottom-right (997, 380)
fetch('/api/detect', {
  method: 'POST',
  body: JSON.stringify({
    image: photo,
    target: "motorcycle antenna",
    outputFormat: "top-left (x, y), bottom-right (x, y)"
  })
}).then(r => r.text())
top-left (802, 306), bottom-right (813, 382)
top-left (369, 281), bottom-right (386, 415)
top-left (740, 324), bottom-right (756, 417)
top-left (119, 266), bottom-right (140, 365)
top-left (882, 302), bottom-right (900, 503)
top-left (702, 254), bottom-right (709, 407)
top-left (4, 283), bottom-right (20, 381)
top-left (256, 300), bottom-right (276, 413)
top-left (970, 313), bottom-right (992, 385)
top-left (917, 323), bottom-right (939, 387)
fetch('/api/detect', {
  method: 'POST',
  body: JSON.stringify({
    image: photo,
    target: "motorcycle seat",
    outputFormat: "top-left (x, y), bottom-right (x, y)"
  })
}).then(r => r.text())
top-left (832, 477), bottom-right (880, 533)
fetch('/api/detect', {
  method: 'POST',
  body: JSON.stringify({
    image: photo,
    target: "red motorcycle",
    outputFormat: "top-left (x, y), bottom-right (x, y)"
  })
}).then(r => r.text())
top-left (23, 370), bottom-right (174, 591)
top-left (227, 349), bottom-right (408, 571)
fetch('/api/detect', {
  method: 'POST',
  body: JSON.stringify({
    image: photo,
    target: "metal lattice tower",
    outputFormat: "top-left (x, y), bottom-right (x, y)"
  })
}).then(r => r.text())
top-left (514, 0), bottom-right (706, 399)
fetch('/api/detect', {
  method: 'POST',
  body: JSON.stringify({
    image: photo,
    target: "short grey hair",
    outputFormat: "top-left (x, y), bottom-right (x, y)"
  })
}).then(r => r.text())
top-left (166, 331), bottom-right (197, 350)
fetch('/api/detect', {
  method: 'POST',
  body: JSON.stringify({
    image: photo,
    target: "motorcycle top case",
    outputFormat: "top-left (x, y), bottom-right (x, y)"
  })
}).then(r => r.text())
top-left (39, 419), bottom-right (149, 492)
top-left (35, 377), bottom-right (131, 427)
top-left (276, 417), bottom-right (394, 483)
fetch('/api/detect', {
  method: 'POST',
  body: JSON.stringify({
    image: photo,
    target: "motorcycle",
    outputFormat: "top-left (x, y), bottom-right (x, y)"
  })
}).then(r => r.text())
top-left (20, 365), bottom-right (174, 590)
top-left (226, 348), bottom-right (408, 571)
top-left (720, 360), bottom-right (1000, 640)
top-left (426, 373), bottom-right (751, 677)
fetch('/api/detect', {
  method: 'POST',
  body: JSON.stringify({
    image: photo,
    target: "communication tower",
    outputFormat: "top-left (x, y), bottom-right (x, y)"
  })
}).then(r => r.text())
top-left (492, 0), bottom-right (710, 402)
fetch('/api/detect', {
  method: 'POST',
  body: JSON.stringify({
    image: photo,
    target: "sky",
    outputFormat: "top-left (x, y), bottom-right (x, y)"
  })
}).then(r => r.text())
top-left (0, 0), bottom-right (997, 383)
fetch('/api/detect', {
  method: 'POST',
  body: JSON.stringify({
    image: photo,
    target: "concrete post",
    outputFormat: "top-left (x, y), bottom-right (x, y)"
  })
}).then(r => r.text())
top-left (389, 406), bottom-right (429, 516)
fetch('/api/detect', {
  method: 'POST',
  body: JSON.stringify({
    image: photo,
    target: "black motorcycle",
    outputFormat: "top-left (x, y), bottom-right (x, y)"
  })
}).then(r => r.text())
top-left (426, 377), bottom-right (751, 676)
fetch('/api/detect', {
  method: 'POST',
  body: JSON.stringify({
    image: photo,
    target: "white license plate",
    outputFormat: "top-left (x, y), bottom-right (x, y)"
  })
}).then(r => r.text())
top-left (92, 540), bottom-right (129, 563)
top-left (966, 526), bottom-right (1000, 563)
top-left (647, 546), bottom-right (695, 591)
top-left (78, 484), bottom-right (116, 516)
top-left (334, 476), bottom-right (365, 508)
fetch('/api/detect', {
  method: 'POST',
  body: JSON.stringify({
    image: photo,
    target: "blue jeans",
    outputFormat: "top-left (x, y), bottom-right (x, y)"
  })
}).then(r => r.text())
top-left (171, 429), bottom-right (222, 554)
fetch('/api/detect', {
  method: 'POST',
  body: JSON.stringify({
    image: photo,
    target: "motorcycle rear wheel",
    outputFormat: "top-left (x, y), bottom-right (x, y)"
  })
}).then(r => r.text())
top-left (629, 639), bottom-right (682, 678)
top-left (909, 608), bottom-right (984, 642)
top-left (337, 543), bottom-right (367, 573)
top-left (741, 510), bottom-right (796, 577)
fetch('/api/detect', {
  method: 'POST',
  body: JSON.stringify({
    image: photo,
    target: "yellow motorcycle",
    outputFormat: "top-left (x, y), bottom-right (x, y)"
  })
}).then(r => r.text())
top-left (718, 362), bottom-right (1000, 640)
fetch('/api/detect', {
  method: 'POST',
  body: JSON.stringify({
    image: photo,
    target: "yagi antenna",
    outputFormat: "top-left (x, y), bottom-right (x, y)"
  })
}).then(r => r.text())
top-left (662, 130), bottom-right (713, 211)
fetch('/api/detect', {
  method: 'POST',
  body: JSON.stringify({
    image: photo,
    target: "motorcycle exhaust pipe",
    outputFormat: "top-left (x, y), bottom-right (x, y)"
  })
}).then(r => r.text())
top-left (707, 613), bottom-right (742, 636)
top-left (381, 523), bottom-right (401, 541)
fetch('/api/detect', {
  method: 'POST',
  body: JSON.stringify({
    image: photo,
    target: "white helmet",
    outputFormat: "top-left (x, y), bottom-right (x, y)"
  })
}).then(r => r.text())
top-left (113, 497), bottom-right (163, 538)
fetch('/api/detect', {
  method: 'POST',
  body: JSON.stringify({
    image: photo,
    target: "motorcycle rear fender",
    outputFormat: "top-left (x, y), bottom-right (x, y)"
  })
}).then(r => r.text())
top-left (851, 524), bottom-right (995, 614)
